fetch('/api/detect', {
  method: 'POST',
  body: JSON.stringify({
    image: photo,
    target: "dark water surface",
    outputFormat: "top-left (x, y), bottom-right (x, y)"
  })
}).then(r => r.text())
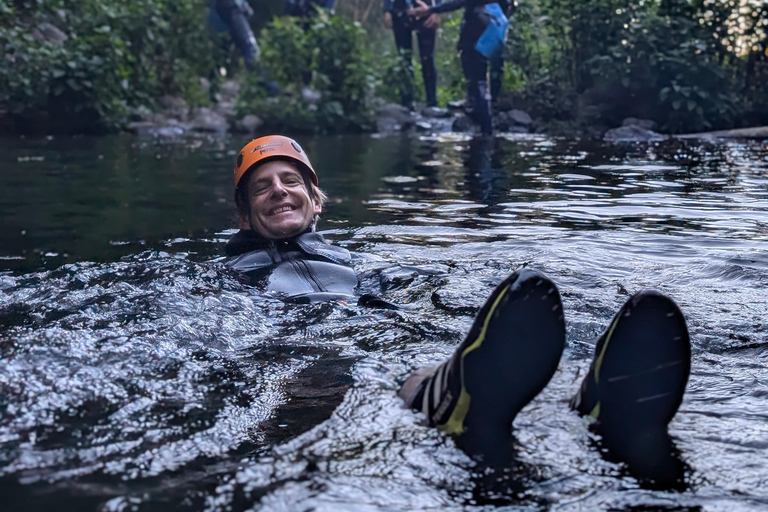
top-left (1, 133), bottom-right (767, 511)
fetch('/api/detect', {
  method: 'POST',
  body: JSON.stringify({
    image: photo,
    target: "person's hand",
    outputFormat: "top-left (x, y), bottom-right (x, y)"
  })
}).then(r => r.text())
top-left (407, 0), bottom-right (431, 19)
top-left (384, 11), bottom-right (393, 29)
top-left (423, 13), bottom-right (440, 28)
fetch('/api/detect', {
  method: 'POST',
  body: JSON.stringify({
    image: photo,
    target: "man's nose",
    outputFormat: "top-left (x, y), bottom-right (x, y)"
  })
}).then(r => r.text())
top-left (269, 179), bottom-right (288, 196)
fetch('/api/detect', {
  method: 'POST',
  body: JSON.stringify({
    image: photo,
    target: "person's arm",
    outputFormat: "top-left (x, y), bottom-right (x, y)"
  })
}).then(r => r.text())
top-left (428, 0), bottom-right (465, 15)
top-left (410, 0), bottom-right (464, 18)
top-left (383, 0), bottom-right (394, 29)
top-left (422, 0), bottom-right (441, 28)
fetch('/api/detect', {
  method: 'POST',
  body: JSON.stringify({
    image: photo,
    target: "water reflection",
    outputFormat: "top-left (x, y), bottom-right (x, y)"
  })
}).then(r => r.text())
top-left (1, 134), bottom-right (767, 511)
top-left (595, 429), bottom-right (689, 492)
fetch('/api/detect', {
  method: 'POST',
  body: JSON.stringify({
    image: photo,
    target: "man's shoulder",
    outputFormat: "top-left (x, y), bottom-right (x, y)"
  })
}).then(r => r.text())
top-left (295, 232), bottom-right (352, 265)
top-left (224, 229), bottom-right (268, 257)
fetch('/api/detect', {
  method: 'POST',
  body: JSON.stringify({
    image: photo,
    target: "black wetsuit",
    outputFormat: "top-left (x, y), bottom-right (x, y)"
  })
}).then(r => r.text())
top-left (384, 0), bottom-right (439, 108)
top-left (214, 0), bottom-right (259, 69)
top-left (225, 229), bottom-right (357, 303)
top-left (429, 0), bottom-right (499, 133)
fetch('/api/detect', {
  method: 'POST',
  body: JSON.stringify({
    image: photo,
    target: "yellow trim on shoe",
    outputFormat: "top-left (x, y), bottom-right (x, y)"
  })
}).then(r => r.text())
top-left (593, 312), bottom-right (621, 385)
top-left (440, 285), bottom-right (511, 434)
top-left (584, 309), bottom-right (622, 423)
top-left (589, 402), bottom-right (600, 420)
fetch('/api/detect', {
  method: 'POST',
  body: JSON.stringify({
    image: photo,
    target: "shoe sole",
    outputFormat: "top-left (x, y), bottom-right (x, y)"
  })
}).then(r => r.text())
top-left (591, 291), bottom-right (691, 431)
top-left (441, 269), bottom-right (566, 435)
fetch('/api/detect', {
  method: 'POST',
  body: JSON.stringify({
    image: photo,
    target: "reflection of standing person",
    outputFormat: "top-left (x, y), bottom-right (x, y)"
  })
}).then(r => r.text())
top-left (410, 0), bottom-right (507, 134)
top-left (384, 0), bottom-right (441, 109)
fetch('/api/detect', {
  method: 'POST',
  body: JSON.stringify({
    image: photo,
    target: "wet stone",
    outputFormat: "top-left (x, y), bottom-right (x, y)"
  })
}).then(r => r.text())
top-left (604, 125), bottom-right (666, 142)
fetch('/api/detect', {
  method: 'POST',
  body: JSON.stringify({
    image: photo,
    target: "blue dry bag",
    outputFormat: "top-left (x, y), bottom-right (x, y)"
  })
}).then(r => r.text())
top-left (474, 3), bottom-right (508, 59)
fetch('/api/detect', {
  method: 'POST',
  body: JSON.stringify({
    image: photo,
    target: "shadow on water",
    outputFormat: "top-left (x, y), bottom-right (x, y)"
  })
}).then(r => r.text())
top-left (1, 133), bottom-right (767, 510)
top-left (595, 430), bottom-right (690, 492)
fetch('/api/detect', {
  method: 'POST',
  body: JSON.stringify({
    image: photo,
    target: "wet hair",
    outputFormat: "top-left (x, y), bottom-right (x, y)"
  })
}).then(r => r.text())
top-left (234, 158), bottom-right (327, 225)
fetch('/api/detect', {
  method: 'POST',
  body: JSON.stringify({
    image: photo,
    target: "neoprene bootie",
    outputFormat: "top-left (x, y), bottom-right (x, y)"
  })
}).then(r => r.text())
top-left (400, 269), bottom-right (566, 450)
top-left (570, 290), bottom-right (691, 433)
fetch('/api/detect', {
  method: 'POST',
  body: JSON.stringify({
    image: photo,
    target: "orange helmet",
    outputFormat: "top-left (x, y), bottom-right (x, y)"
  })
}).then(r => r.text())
top-left (233, 135), bottom-right (318, 191)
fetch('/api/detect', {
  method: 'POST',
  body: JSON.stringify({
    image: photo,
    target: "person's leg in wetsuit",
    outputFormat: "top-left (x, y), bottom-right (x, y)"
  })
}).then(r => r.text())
top-left (391, 8), bottom-right (416, 110)
top-left (399, 270), bottom-right (691, 472)
top-left (461, 47), bottom-right (492, 135)
top-left (415, 23), bottom-right (438, 107)
top-left (214, 0), bottom-right (280, 95)
top-left (489, 52), bottom-right (503, 104)
top-left (215, 0), bottom-right (260, 69)
top-left (489, 0), bottom-right (513, 103)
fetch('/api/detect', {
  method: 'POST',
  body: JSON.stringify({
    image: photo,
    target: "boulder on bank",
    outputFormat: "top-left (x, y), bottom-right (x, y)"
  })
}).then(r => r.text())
top-left (493, 108), bottom-right (533, 133)
top-left (421, 106), bottom-right (450, 118)
top-left (234, 114), bottom-right (263, 134)
top-left (622, 117), bottom-right (657, 130)
top-left (604, 125), bottom-right (666, 142)
top-left (508, 109), bottom-right (533, 126)
top-left (190, 107), bottom-right (228, 133)
top-left (375, 103), bottom-right (414, 133)
top-left (158, 96), bottom-right (189, 122)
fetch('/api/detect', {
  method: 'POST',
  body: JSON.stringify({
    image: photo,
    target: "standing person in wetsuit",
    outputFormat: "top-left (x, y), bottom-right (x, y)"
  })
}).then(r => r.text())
top-left (409, 0), bottom-right (507, 133)
top-left (384, 0), bottom-right (441, 109)
top-left (226, 134), bottom-right (692, 480)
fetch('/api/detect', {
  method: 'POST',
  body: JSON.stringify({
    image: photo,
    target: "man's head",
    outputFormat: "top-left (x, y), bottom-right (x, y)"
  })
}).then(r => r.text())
top-left (234, 135), bottom-right (327, 240)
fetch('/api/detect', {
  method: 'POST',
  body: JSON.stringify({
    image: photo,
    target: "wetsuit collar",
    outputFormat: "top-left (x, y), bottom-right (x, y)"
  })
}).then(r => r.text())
top-left (224, 227), bottom-right (314, 257)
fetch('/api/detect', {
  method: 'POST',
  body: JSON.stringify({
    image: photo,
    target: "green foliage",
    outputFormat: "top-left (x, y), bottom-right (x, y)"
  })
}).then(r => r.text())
top-left (504, 0), bottom-right (766, 133)
top-left (2, 0), bottom-right (765, 134)
top-left (582, 1), bottom-right (739, 132)
top-left (237, 11), bottom-right (378, 133)
top-left (434, 14), bottom-right (466, 105)
top-left (0, 0), bottom-right (222, 131)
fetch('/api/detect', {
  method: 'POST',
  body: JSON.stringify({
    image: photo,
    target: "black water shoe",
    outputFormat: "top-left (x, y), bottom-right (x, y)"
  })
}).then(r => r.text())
top-left (571, 290), bottom-right (691, 433)
top-left (404, 269), bottom-right (566, 444)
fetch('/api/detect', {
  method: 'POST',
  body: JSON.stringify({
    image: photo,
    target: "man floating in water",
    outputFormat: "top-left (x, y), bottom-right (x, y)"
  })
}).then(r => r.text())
top-left (224, 134), bottom-right (692, 484)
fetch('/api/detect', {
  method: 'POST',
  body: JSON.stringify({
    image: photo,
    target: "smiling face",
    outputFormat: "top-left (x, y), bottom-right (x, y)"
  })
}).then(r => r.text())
top-left (238, 159), bottom-right (322, 240)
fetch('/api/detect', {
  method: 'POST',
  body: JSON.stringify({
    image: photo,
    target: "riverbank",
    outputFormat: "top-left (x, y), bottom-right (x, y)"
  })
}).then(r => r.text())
top-left (3, 2), bottom-right (765, 139)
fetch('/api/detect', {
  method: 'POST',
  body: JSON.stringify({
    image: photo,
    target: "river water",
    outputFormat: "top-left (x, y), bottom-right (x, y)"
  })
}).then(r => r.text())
top-left (1, 133), bottom-right (766, 511)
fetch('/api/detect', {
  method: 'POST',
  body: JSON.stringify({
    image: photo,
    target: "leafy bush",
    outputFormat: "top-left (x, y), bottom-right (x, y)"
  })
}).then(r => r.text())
top-left (237, 11), bottom-right (378, 133)
top-left (583, 1), bottom-right (740, 132)
top-left (504, 0), bottom-right (765, 133)
top-left (0, 0), bottom-right (222, 132)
